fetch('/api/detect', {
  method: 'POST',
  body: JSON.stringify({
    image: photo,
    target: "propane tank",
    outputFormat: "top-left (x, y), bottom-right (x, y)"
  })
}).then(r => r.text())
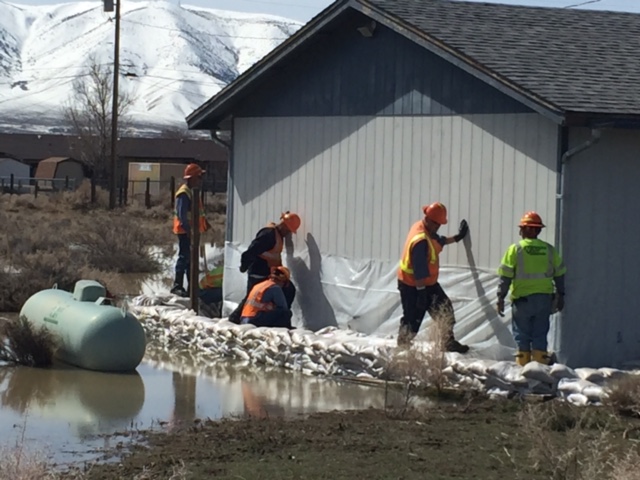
top-left (20, 280), bottom-right (147, 372)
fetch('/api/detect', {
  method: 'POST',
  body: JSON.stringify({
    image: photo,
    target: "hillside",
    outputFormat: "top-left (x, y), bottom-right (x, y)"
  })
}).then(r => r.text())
top-left (0, 0), bottom-right (302, 135)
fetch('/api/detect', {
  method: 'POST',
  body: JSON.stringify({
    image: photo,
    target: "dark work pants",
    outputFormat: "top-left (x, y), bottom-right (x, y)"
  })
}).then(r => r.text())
top-left (174, 234), bottom-right (190, 287)
top-left (242, 310), bottom-right (294, 329)
top-left (228, 276), bottom-right (297, 324)
top-left (398, 281), bottom-right (456, 341)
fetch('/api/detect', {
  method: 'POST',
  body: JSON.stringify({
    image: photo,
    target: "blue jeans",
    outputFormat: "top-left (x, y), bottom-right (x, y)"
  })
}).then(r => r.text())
top-left (175, 234), bottom-right (190, 279)
top-left (511, 293), bottom-right (552, 351)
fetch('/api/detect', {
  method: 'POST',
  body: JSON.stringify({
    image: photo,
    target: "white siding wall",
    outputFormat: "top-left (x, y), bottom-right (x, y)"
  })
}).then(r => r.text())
top-left (561, 128), bottom-right (640, 367)
top-left (231, 113), bottom-right (558, 270)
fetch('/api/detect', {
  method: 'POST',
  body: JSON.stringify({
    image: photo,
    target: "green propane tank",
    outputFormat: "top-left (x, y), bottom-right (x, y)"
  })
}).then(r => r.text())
top-left (20, 280), bottom-right (147, 372)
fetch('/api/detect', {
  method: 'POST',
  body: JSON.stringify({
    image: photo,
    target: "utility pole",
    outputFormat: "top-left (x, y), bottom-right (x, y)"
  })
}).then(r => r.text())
top-left (108, 0), bottom-right (121, 209)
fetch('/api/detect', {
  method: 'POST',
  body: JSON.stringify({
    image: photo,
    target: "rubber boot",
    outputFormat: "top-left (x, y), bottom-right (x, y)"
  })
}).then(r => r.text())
top-left (446, 338), bottom-right (470, 354)
top-left (532, 350), bottom-right (551, 365)
top-left (515, 351), bottom-right (531, 366)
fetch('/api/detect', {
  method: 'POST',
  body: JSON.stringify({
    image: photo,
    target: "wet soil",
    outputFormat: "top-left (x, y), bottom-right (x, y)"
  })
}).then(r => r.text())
top-left (71, 396), bottom-right (640, 480)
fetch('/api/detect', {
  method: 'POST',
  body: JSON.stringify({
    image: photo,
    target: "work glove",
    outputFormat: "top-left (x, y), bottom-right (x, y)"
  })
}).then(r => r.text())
top-left (552, 293), bottom-right (565, 313)
top-left (496, 297), bottom-right (505, 317)
top-left (454, 219), bottom-right (469, 242)
top-left (239, 262), bottom-right (248, 273)
top-left (416, 288), bottom-right (429, 310)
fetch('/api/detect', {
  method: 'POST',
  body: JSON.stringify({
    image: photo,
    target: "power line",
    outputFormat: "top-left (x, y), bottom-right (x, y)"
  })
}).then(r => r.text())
top-left (564, 0), bottom-right (603, 8)
top-left (123, 18), bottom-right (294, 40)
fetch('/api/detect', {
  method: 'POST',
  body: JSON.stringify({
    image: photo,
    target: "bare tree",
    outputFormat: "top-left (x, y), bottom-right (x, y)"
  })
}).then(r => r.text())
top-left (63, 57), bottom-right (134, 182)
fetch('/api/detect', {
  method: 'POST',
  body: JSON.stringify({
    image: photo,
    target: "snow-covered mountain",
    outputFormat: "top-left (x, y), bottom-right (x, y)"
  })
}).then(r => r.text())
top-left (0, 0), bottom-right (302, 135)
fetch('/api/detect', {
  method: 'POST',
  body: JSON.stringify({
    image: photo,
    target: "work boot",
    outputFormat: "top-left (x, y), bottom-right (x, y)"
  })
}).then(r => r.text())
top-left (532, 350), bottom-right (551, 365)
top-left (397, 325), bottom-right (416, 348)
top-left (515, 350), bottom-right (531, 366)
top-left (446, 339), bottom-right (469, 354)
top-left (170, 285), bottom-right (188, 297)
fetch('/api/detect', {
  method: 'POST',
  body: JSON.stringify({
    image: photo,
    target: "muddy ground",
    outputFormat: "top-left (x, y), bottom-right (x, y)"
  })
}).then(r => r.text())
top-left (70, 394), bottom-right (640, 480)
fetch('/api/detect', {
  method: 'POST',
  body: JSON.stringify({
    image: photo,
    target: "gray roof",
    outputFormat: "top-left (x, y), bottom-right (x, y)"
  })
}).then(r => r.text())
top-left (187, 0), bottom-right (640, 129)
top-left (365, 0), bottom-right (640, 115)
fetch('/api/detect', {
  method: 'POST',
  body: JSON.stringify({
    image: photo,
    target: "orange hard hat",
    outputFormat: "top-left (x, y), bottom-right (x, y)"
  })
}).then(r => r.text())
top-left (519, 211), bottom-right (545, 228)
top-left (271, 265), bottom-right (291, 282)
top-left (280, 211), bottom-right (301, 234)
top-left (184, 163), bottom-right (205, 179)
top-left (423, 202), bottom-right (448, 225)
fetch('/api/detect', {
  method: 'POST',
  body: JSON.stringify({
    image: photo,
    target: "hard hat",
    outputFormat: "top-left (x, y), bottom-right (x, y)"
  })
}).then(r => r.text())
top-left (519, 211), bottom-right (545, 228)
top-left (271, 265), bottom-right (291, 282)
top-left (184, 163), bottom-right (205, 179)
top-left (280, 211), bottom-right (301, 234)
top-left (422, 202), bottom-right (448, 225)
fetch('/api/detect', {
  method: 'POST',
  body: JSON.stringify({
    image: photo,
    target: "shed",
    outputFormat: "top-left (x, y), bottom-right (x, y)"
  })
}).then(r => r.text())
top-left (35, 157), bottom-right (85, 190)
top-left (186, 0), bottom-right (640, 368)
top-left (0, 154), bottom-right (30, 191)
top-left (128, 162), bottom-right (186, 199)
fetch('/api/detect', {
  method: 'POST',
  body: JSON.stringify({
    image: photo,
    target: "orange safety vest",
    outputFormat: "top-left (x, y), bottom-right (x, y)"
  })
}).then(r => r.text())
top-left (397, 220), bottom-right (442, 287)
top-left (258, 224), bottom-right (283, 267)
top-left (172, 184), bottom-right (208, 234)
top-left (241, 279), bottom-right (278, 318)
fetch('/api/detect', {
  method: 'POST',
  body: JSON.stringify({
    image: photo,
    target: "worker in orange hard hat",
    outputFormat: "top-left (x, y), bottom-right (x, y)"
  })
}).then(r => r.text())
top-left (497, 211), bottom-right (566, 367)
top-left (171, 163), bottom-right (211, 297)
top-left (397, 202), bottom-right (470, 352)
top-left (240, 266), bottom-right (294, 328)
top-left (228, 211), bottom-right (300, 324)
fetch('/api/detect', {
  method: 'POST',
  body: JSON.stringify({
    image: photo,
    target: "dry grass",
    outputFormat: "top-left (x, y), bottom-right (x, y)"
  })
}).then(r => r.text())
top-left (384, 307), bottom-right (451, 413)
top-left (514, 402), bottom-right (640, 480)
top-left (604, 375), bottom-right (640, 418)
top-left (0, 316), bottom-right (58, 366)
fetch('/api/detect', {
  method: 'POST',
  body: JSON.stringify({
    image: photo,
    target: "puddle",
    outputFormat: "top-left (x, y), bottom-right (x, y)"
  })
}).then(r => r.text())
top-left (0, 343), bottom-right (410, 470)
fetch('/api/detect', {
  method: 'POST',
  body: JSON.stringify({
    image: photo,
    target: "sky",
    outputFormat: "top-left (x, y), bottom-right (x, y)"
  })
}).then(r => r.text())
top-left (9, 0), bottom-right (640, 23)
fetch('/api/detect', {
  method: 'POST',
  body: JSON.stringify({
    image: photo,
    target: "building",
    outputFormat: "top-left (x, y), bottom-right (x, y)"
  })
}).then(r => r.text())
top-left (0, 133), bottom-right (228, 192)
top-left (186, 0), bottom-right (640, 368)
top-left (128, 162), bottom-right (186, 199)
top-left (35, 157), bottom-right (85, 190)
top-left (0, 154), bottom-right (30, 192)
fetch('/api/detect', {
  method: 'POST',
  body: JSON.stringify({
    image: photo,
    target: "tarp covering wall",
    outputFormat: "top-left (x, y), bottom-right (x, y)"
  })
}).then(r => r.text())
top-left (222, 241), bottom-right (561, 363)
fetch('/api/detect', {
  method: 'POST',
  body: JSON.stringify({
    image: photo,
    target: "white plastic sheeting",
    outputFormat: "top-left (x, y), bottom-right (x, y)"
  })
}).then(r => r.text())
top-left (222, 241), bottom-right (544, 361)
top-left (130, 295), bottom-right (640, 406)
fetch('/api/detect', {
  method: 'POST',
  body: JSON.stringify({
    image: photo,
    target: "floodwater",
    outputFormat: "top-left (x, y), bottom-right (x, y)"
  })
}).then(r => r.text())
top-left (0, 340), bottom-right (410, 470)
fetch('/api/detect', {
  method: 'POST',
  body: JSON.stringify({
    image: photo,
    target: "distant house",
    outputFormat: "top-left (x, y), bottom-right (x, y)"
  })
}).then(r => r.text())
top-left (0, 154), bottom-right (30, 192)
top-left (128, 162), bottom-right (186, 199)
top-left (187, 0), bottom-right (640, 368)
top-left (35, 157), bottom-right (85, 190)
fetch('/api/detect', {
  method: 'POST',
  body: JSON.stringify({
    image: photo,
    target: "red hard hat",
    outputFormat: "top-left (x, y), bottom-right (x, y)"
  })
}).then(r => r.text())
top-left (519, 211), bottom-right (545, 228)
top-left (422, 202), bottom-right (448, 225)
top-left (280, 211), bottom-right (301, 234)
top-left (184, 163), bottom-right (205, 179)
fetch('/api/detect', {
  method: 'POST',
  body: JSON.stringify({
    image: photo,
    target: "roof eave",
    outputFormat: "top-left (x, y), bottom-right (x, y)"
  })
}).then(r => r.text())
top-left (354, 0), bottom-right (566, 125)
top-left (186, 0), bottom-right (353, 130)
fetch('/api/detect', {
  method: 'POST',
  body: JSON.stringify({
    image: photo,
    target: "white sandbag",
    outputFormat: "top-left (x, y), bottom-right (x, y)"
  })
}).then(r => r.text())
top-left (575, 368), bottom-right (606, 384)
top-left (521, 362), bottom-right (556, 385)
top-left (598, 367), bottom-right (628, 380)
top-left (466, 359), bottom-right (496, 377)
top-left (550, 363), bottom-right (578, 380)
top-left (582, 384), bottom-right (605, 402)
top-left (566, 393), bottom-right (590, 406)
top-left (486, 361), bottom-right (528, 386)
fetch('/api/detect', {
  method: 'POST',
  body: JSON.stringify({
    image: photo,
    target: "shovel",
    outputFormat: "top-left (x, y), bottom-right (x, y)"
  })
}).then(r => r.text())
top-left (200, 244), bottom-right (208, 273)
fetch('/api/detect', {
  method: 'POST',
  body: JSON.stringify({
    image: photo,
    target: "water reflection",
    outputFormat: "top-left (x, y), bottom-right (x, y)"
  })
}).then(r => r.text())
top-left (0, 346), bottom-right (411, 467)
top-left (0, 364), bottom-right (145, 436)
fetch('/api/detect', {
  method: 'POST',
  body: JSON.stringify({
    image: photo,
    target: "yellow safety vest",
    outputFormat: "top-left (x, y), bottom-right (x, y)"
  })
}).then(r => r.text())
top-left (497, 238), bottom-right (566, 300)
top-left (172, 184), bottom-right (207, 234)
top-left (199, 266), bottom-right (223, 289)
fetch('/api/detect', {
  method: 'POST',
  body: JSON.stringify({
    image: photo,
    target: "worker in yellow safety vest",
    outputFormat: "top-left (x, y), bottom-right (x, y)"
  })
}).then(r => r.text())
top-left (199, 264), bottom-right (223, 306)
top-left (496, 211), bottom-right (567, 366)
top-left (228, 211), bottom-right (301, 324)
top-left (240, 266), bottom-right (293, 329)
top-left (171, 163), bottom-right (211, 297)
top-left (397, 202), bottom-right (469, 352)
